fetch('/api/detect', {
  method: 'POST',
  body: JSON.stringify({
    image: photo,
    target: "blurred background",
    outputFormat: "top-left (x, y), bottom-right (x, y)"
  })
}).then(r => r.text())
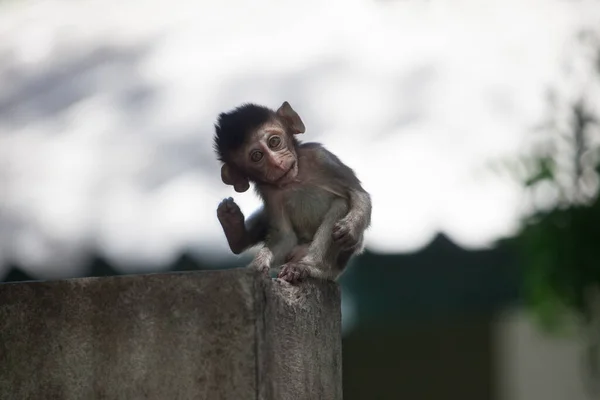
top-left (2, 0), bottom-right (600, 398)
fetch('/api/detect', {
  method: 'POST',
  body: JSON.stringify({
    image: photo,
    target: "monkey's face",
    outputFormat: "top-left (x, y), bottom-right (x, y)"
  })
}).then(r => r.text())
top-left (239, 123), bottom-right (298, 186)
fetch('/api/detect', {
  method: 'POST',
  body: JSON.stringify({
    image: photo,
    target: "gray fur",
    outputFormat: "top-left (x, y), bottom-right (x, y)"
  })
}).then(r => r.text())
top-left (218, 141), bottom-right (371, 282)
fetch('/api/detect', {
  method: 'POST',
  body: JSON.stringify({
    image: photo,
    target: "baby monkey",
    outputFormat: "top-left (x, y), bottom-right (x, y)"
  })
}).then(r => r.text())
top-left (214, 101), bottom-right (371, 283)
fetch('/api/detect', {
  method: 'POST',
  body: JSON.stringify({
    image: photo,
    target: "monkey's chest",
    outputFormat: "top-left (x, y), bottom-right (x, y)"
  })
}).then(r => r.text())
top-left (282, 187), bottom-right (334, 241)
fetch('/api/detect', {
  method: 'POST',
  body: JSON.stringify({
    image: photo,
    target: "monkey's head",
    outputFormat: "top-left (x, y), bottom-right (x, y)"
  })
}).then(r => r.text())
top-left (213, 101), bottom-right (305, 192)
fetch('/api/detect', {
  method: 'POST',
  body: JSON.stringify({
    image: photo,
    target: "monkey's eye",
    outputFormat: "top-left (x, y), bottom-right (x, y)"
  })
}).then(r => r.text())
top-left (251, 151), bottom-right (263, 162)
top-left (268, 135), bottom-right (281, 149)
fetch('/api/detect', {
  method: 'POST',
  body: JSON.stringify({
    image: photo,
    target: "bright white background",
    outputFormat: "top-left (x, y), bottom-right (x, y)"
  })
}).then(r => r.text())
top-left (0, 0), bottom-right (599, 279)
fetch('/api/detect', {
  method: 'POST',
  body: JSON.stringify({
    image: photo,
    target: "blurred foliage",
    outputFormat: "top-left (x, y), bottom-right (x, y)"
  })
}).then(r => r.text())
top-left (515, 108), bottom-right (600, 331)
top-left (516, 194), bottom-right (600, 331)
top-left (506, 29), bottom-right (600, 333)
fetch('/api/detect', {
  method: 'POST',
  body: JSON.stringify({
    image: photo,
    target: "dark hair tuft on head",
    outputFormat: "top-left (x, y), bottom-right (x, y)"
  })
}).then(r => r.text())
top-left (213, 103), bottom-right (275, 162)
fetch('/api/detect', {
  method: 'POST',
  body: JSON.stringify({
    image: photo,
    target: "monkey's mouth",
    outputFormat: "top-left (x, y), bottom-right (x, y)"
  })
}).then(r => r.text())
top-left (275, 162), bottom-right (296, 184)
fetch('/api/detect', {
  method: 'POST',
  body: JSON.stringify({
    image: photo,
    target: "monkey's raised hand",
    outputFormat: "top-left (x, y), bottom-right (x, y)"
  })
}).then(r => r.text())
top-left (217, 197), bottom-right (247, 254)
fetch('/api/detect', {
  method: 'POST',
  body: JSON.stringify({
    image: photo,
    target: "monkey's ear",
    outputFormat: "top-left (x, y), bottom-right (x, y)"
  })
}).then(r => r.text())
top-left (221, 164), bottom-right (250, 193)
top-left (276, 101), bottom-right (305, 134)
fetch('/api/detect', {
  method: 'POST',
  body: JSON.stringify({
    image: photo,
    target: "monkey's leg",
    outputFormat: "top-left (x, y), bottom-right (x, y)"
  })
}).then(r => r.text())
top-left (249, 219), bottom-right (297, 275)
top-left (278, 199), bottom-right (348, 283)
top-left (217, 198), bottom-right (267, 254)
top-left (285, 244), bottom-right (310, 263)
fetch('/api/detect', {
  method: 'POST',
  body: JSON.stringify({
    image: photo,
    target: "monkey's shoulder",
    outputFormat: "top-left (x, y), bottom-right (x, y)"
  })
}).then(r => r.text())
top-left (297, 141), bottom-right (324, 150)
top-left (297, 142), bottom-right (362, 189)
top-left (297, 142), bottom-right (337, 162)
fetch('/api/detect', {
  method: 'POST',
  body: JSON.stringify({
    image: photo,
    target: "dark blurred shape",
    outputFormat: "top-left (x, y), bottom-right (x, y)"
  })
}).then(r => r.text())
top-left (339, 233), bottom-right (518, 400)
top-left (3, 264), bottom-right (35, 283)
top-left (340, 233), bottom-right (519, 324)
top-left (88, 255), bottom-right (120, 278)
top-left (343, 317), bottom-right (493, 400)
top-left (171, 251), bottom-right (204, 272)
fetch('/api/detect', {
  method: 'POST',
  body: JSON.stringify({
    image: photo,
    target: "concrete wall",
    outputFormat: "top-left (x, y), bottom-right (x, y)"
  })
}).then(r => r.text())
top-left (0, 268), bottom-right (342, 400)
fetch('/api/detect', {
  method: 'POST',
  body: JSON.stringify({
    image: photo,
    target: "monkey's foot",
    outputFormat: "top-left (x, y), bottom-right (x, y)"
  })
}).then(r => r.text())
top-left (277, 263), bottom-right (309, 284)
top-left (332, 220), bottom-right (360, 250)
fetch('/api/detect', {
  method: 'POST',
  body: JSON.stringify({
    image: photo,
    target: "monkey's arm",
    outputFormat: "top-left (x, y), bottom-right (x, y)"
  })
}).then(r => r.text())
top-left (332, 188), bottom-right (372, 250)
top-left (217, 198), bottom-right (268, 254)
top-left (312, 146), bottom-right (373, 249)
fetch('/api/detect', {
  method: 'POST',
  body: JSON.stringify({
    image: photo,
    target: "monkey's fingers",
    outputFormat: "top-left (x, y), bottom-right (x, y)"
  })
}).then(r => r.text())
top-left (223, 197), bottom-right (240, 212)
top-left (277, 270), bottom-right (292, 281)
top-left (217, 198), bottom-right (230, 212)
top-left (332, 225), bottom-right (349, 241)
top-left (333, 231), bottom-right (358, 250)
top-left (332, 231), bottom-right (346, 241)
top-left (278, 264), bottom-right (307, 283)
top-left (218, 198), bottom-right (243, 218)
top-left (218, 197), bottom-right (232, 207)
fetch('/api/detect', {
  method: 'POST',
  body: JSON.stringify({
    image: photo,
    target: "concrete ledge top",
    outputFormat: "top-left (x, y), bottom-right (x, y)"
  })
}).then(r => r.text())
top-left (0, 268), bottom-right (342, 400)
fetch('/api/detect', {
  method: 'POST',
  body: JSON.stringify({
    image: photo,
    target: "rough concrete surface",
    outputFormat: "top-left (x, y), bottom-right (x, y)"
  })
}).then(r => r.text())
top-left (0, 268), bottom-right (341, 400)
top-left (258, 277), bottom-right (342, 400)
